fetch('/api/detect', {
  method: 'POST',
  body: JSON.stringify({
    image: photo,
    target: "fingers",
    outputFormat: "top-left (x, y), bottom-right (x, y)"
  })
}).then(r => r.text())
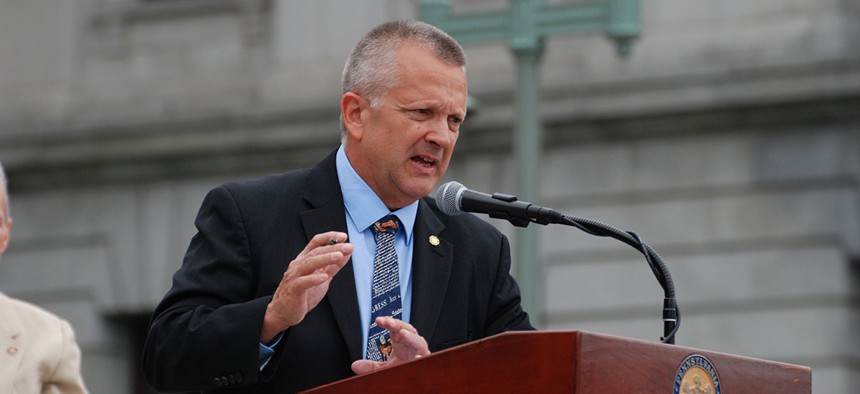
top-left (288, 270), bottom-right (334, 292)
top-left (392, 330), bottom-right (430, 358)
top-left (391, 327), bottom-right (423, 347)
top-left (301, 231), bottom-right (349, 256)
top-left (292, 232), bottom-right (353, 276)
top-left (374, 316), bottom-right (418, 336)
top-left (377, 317), bottom-right (430, 357)
top-left (375, 317), bottom-right (425, 350)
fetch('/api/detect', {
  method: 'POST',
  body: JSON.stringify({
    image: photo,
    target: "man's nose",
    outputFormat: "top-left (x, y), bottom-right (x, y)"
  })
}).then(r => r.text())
top-left (424, 117), bottom-right (454, 147)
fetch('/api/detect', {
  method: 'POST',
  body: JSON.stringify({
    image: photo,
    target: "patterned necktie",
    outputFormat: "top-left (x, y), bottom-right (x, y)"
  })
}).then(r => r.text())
top-left (366, 215), bottom-right (402, 362)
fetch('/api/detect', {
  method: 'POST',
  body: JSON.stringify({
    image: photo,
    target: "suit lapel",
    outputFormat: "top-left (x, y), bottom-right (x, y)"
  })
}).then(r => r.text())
top-left (297, 151), bottom-right (363, 361)
top-left (409, 199), bottom-right (452, 344)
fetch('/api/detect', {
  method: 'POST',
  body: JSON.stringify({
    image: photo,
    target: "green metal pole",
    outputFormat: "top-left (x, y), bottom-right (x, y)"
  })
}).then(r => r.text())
top-left (513, 45), bottom-right (544, 327)
top-left (510, 0), bottom-right (545, 327)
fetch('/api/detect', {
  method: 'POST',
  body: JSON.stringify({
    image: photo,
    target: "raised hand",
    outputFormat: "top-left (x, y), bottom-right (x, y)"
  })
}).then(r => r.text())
top-left (260, 232), bottom-right (353, 343)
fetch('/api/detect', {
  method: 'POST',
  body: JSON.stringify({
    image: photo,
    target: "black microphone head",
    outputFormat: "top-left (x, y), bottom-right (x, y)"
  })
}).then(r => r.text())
top-left (434, 181), bottom-right (466, 215)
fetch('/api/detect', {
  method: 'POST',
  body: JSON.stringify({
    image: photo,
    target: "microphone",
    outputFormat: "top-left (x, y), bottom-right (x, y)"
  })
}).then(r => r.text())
top-left (433, 181), bottom-right (564, 227)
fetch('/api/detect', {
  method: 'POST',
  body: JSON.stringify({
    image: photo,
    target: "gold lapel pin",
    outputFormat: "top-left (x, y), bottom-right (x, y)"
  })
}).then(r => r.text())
top-left (428, 235), bottom-right (440, 247)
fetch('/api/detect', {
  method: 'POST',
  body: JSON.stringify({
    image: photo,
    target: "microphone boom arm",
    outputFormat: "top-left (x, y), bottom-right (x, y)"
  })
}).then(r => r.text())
top-left (558, 214), bottom-right (679, 344)
top-left (433, 180), bottom-right (679, 343)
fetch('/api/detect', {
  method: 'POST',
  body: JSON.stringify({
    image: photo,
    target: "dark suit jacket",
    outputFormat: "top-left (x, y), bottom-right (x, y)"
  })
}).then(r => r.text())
top-left (142, 150), bottom-right (533, 393)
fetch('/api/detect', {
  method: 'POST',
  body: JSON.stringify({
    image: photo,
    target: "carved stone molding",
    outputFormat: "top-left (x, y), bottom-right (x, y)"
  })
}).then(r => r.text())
top-left (91, 0), bottom-right (271, 55)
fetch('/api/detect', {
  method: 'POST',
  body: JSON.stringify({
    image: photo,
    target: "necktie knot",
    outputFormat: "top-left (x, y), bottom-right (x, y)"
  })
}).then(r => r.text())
top-left (372, 215), bottom-right (399, 235)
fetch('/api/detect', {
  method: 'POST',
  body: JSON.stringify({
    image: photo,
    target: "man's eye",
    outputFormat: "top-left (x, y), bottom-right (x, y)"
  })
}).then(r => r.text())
top-left (415, 109), bottom-right (430, 115)
top-left (448, 115), bottom-right (463, 124)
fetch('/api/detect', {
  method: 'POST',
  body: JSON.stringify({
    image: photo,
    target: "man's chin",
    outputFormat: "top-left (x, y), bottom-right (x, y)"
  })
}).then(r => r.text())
top-left (405, 185), bottom-right (437, 202)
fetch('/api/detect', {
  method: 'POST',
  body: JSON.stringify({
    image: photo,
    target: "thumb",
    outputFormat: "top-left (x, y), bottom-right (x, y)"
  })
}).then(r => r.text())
top-left (351, 359), bottom-right (383, 375)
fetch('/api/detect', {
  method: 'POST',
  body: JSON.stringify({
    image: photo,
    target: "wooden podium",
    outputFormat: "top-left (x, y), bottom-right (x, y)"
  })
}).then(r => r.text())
top-left (302, 331), bottom-right (811, 393)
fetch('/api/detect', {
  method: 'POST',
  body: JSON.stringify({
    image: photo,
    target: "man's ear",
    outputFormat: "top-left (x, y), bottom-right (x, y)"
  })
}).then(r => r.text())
top-left (341, 92), bottom-right (368, 141)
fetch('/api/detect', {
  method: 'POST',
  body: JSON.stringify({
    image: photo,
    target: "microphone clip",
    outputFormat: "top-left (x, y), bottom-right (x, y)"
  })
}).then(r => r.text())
top-left (487, 193), bottom-right (539, 228)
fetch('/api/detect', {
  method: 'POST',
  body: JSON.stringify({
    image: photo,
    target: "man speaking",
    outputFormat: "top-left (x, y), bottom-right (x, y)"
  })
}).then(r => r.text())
top-left (143, 20), bottom-right (533, 393)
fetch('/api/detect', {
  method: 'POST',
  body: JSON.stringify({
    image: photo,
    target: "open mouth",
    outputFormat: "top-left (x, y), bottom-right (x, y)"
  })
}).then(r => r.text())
top-left (411, 155), bottom-right (436, 168)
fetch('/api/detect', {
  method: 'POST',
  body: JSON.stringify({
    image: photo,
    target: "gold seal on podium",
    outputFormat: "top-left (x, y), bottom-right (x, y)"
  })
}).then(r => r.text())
top-left (673, 354), bottom-right (721, 394)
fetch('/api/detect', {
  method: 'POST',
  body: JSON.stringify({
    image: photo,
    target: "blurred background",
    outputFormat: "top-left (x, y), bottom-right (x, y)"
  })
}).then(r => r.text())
top-left (0, 0), bottom-right (857, 392)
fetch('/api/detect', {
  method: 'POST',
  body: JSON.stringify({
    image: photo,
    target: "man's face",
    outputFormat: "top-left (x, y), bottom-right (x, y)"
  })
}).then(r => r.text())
top-left (0, 189), bottom-right (11, 256)
top-left (347, 42), bottom-right (467, 210)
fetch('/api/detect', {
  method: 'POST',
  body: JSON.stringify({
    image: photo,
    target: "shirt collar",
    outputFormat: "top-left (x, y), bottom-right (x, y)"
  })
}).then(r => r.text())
top-left (336, 145), bottom-right (417, 244)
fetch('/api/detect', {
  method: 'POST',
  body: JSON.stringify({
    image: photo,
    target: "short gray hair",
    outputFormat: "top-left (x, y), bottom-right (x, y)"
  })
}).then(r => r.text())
top-left (340, 20), bottom-right (466, 135)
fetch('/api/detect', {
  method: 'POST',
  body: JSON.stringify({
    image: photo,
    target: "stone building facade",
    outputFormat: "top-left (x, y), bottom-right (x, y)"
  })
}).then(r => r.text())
top-left (0, 0), bottom-right (857, 392)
